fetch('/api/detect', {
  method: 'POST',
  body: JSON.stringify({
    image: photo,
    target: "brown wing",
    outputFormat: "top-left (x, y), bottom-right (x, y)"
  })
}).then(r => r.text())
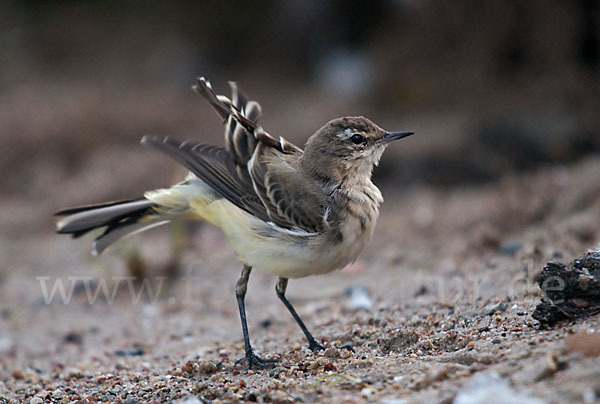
top-left (143, 78), bottom-right (326, 233)
top-left (142, 135), bottom-right (328, 233)
top-left (141, 136), bottom-right (271, 223)
top-left (192, 77), bottom-right (302, 158)
top-left (224, 82), bottom-right (260, 167)
top-left (248, 133), bottom-right (328, 233)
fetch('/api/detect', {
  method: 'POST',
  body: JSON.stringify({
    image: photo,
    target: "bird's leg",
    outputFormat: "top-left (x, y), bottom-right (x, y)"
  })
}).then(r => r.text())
top-left (235, 264), bottom-right (277, 370)
top-left (275, 277), bottom-right (324, 352)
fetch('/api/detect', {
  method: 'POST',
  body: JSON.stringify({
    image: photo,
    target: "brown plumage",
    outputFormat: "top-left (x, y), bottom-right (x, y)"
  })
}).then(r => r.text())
top-left (55, 77), bottom-right (414, 369)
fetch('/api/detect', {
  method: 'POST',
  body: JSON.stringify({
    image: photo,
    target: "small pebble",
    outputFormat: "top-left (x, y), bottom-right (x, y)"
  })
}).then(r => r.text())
top-left (339, 349), bottom-right (352, 359)
top-left (361, 387), bottom-right (375, 397)
top-left (115, 348), bottom-right (144, 356)
top-left (324, 347), bottom-right (339, 358)
top-left (199, 360), bottom-right (218, 374)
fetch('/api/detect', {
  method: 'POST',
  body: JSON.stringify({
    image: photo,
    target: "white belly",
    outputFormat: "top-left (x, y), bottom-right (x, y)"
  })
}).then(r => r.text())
top-left (202, 199), bottom-right (373, 279)
top-left (147, 176), bottom-right (378, 279)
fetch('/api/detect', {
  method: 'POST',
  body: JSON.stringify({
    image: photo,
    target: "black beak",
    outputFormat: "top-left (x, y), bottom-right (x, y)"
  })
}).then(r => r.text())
top-left (384, 131), bottom-right (414, 141)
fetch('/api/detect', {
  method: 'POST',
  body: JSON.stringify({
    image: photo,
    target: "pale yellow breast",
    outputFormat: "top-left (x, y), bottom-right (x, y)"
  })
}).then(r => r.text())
top-left (336, 183), bottom-right (382, 263)
top-left (147, 175), bottom-right (382, 279)
top-left (191, 195), bottom-right (378, 278)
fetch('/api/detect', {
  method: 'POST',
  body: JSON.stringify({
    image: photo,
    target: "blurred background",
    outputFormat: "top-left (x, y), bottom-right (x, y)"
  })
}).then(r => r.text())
top-left (2, 0), bottom-right (600, 295)
top-left (1, 0), bottom-right (599, 283)
top-left (1, 0), bottom-right (600, 386)
top-left (2, 0), bottom-right (600, 215)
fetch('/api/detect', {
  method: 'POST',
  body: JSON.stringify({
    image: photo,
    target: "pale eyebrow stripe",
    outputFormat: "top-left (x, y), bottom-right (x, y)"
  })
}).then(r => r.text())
top-left (336, 128), bottom-right (355, 138)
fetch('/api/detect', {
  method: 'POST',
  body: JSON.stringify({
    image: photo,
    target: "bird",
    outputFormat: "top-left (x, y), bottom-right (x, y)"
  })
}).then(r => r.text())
top-left (55, 77), bottom-right (414, 369)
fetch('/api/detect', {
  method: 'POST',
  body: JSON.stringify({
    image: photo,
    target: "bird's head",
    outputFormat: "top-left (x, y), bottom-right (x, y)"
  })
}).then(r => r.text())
top-left (302, 116), bottom-right (413, 182)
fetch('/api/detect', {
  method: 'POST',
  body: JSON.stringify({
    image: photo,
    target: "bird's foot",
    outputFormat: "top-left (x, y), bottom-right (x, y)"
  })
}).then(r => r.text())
top-left (236, 350), bottom-right (278, 370)
top-left (308, 340), bottom-right (325, 353)
top-left (337, 344), bottom-right (355, 353)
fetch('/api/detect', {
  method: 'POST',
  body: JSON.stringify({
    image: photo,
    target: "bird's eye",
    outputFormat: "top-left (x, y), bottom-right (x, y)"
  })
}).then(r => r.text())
top-left (350, 134), bottom-right (365, 144)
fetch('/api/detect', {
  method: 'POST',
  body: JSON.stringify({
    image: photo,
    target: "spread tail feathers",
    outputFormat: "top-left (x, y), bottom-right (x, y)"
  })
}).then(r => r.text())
top-left (55, 199), bottom-right (169, 256)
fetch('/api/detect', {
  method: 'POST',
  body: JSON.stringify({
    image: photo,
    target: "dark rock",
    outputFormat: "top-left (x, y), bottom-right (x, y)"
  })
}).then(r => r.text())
top-left (63, 332), bottom-right (83, 344)
top-left (259, 319), bottom-right (273, 328)
top-left (114, 348), bottom-right (144, 356)
top-left (533, 250), bottom-right (600, 327)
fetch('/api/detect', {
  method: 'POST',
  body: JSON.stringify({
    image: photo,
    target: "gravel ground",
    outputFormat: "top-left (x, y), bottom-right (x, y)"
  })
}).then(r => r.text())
top-left (2, 155), bottom-right (600, 403)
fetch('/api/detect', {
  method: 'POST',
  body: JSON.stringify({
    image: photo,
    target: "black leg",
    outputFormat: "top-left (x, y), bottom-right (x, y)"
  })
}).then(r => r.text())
top-left (276, 277), bottom-right (324, 352)
top-left (235, 264), bottom-right (277, 370)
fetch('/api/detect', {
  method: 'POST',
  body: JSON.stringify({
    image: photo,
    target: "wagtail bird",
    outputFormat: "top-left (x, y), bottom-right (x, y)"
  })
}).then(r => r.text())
top-left (55, 77), bottom-right (413, 369)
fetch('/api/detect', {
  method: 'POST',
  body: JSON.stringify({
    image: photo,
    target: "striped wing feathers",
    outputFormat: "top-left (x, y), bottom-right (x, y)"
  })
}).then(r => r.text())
top-left (143, 78), bottom-right (326, 233)
top-left (193, 77), bottom-right (302, 160)
top-left (248, 141), bottom-right (327, 233)
top-left (141, 136), bottom-right (271, 223)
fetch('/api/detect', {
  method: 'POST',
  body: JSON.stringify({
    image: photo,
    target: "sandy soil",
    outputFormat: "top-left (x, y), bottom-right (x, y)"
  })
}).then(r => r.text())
top-left (1, 150), bottom-right (600, 403)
